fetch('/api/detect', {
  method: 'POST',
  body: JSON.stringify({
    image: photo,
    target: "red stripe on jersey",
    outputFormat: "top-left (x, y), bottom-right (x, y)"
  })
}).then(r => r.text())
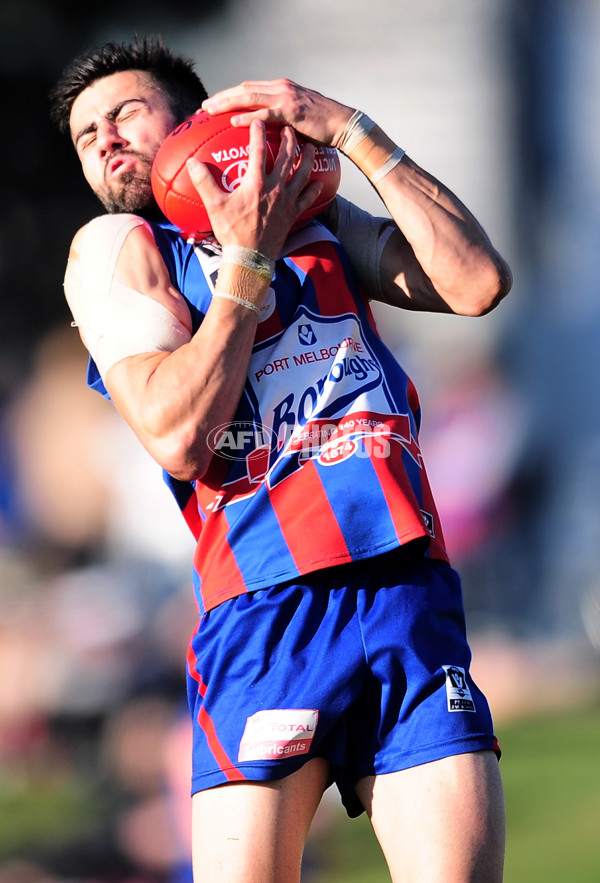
top-left (186, 643), bottom-right (246, 782)
top-left (290, 243), bottom-right (358, 317)
top-left (415, 468), bottom-right (450, 562)
top-left (267, 459), bottom-right (350, 571)
top-left (406, 376), bottom-right (421, 416)
top-left (193, 507), bottom-right (248, 609)
top-left (186, 641), bottom-right (203, 689)
top-left (181, 491), bottom-right (202, 540)
top-left (369, 444), bottom-right (449, 562)
top-left (369, 444), bottom-right (428, 538)
top-left (254, 300), bottom-right (284, 343)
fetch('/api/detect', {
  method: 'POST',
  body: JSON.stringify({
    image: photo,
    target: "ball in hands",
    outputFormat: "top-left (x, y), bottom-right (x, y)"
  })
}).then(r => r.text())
top-left (151, 111), bottom-right (341, 242)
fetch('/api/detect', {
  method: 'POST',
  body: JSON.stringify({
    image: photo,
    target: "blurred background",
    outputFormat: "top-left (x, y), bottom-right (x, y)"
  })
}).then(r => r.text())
top-left (1, 0), bottom-right (600, 879)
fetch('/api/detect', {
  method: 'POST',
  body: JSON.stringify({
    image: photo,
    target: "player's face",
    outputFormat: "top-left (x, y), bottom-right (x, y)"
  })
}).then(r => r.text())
top-left (70, 70), bottom-right (176, 213)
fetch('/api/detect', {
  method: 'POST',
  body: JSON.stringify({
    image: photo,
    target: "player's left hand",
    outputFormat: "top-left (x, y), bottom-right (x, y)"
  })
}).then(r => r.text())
top-left (201, 78), bottom-right (354, 149)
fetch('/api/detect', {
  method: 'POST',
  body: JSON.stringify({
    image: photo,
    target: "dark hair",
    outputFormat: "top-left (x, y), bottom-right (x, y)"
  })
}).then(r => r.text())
top-left (50, 34), bottom-right (208, 135)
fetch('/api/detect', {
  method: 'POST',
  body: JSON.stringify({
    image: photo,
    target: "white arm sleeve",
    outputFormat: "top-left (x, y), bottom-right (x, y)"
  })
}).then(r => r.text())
top-left (333, 195), bottom-right (395, 298)
top-left (64, 214), bottom-right (192, 378)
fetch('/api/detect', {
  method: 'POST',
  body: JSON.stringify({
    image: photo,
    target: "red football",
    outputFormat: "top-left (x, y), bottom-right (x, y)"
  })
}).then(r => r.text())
top-left (151, 111), bottom-right (341, 241)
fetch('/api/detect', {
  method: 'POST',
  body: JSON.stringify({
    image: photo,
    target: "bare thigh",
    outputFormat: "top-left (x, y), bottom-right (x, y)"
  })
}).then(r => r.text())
top-left (191, 757), bottom-right (330, 883)
top-left (355, 750), bottom-right (505, 883)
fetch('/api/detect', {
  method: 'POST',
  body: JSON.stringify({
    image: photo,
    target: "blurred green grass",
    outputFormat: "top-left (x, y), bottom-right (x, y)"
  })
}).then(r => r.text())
top-left (310, 703), bottom-right (600, 883)
top-left (0, 778), bottom-right (99, 862)
top-left (1, 703), bottom-right (599, 879)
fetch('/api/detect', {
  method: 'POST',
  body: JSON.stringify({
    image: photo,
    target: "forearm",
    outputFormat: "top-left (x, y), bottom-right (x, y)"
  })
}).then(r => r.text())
top-left (202, 82), bottom-right (512, 315)
top-left (104, 122), bottom-right (316, 481)
top-left (106, 261), bottom-right (269, 481)
top-left (335, 119), bottom-right (511, 314)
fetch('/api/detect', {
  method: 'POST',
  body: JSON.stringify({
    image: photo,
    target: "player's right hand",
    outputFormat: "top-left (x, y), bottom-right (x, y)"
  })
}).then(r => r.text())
top-left (185, 119), bottom-right (322, 259)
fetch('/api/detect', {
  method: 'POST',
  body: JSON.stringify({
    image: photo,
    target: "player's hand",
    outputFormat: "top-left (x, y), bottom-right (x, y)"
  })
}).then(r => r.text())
top-left (201, 78), bottom-right (355, 149)
top-left (185, 120), bottom-right (322, 259)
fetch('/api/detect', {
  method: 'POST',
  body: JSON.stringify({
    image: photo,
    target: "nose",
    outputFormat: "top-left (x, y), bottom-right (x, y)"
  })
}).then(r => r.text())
top-left (96, 118), bottom-right (126, 155)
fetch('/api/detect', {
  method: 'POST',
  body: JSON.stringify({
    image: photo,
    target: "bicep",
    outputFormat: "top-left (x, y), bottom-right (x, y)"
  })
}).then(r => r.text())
top-left (333, 196), bottom-right (451, 312)
top-left (375, 228), bottom-right (454, 313)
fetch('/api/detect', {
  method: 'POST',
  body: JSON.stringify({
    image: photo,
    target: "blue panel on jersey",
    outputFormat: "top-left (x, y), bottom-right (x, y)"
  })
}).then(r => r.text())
top-left (191, 568), bottom-right (206, 617)
top-left (221, 488), bottom-right (299, 587)
top-left (283, 257), bottom-right (321, 315)
top-left (87, 357), bottom-right (110, 398)
top-left (314, 446), bottom-right (398, 553)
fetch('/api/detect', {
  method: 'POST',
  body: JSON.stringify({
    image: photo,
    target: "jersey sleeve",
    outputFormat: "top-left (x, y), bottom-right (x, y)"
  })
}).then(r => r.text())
top-left (333, 196), bottom-right (395, 298)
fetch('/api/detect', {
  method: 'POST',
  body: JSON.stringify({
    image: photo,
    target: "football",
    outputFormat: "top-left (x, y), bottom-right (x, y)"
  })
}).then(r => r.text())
top-left (151, 110), bottom-right (341, 241)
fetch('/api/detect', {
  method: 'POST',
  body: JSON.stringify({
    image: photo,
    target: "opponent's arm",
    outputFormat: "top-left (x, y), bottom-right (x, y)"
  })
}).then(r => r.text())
top-left (202, 79), bottom-right (512, 315)
top-left (77, 123), bottom-right (319, 482)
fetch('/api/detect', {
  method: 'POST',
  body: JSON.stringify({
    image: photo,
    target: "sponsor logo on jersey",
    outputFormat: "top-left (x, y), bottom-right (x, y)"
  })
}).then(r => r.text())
top-left (238, 709), bottom-right (318, 762)
top-left (443, 665), bottom-right (476, 712)
top-left (203, 309), bottom-right (423, 500)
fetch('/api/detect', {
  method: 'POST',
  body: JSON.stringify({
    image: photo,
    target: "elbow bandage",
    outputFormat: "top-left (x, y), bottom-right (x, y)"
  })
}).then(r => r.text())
top-left (64, 214), bottom-right (191, 378)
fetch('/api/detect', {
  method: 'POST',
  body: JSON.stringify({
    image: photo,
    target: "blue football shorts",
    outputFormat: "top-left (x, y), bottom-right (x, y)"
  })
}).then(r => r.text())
top-left (186, 545), bottom-right (500, 816)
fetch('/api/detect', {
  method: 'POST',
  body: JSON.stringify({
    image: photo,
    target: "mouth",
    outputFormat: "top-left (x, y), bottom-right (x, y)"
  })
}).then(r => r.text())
top-left (100, 157), bottom-right (155, 214)
top-left (106, 152), bottom-right (138, 180)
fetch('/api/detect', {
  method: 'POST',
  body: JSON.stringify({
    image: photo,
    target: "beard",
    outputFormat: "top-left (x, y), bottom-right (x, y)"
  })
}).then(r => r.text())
top-left (100, 151), bottom-right (162, 217)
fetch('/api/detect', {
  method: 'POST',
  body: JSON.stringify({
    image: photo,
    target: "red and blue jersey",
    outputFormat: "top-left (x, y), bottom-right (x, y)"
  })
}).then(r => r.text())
top-left (88, 220), bottom-right (449, 614)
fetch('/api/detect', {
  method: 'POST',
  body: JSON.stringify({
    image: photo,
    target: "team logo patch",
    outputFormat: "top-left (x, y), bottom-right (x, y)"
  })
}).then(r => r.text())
top-left (443, 665), bottom-right (476, 712)
top-left (298, 324), bottom-right (317, 346)
top-left (238, 709), bottom-right (318, 762)
top-left (420, 509), bottom-right (435, 537)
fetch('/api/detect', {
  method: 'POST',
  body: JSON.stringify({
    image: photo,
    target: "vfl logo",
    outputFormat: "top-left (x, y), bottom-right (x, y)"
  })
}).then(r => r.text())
top-left (443, 665), bottom-right (476, 713)
top-left (420, 509), bottom-right (436, 538)
top-left (298, 324), bottom-right (317, 346)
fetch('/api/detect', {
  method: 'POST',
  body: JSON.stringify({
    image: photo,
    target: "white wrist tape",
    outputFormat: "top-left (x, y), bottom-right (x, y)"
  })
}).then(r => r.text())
top-left (370, 146), bottom-right (406, 184)
top-left (336, 110), bottom-right (376, 156)
top-left (220, 244), bottom-right (275, 280)
top-left (212, 291), bottom-right (261, 316)
top-left (64, 214), bottom-right (191, 377)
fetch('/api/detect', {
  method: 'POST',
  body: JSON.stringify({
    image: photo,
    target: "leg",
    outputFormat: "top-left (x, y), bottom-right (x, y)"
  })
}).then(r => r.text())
top-left (355, 750), bottom-right (505, 883)
top-left (191, 757), bottom-right (330, 883)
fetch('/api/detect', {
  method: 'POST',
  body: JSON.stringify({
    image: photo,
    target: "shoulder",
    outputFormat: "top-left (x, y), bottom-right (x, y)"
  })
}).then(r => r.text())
top-left (70, 212), bottom-right (151, 252)
top-left (69, 213), bottom-right (177, 296)
top-left (333, 195), bottom-right (394, 238)
top-left (69, 214), bottom-right (160, 284)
